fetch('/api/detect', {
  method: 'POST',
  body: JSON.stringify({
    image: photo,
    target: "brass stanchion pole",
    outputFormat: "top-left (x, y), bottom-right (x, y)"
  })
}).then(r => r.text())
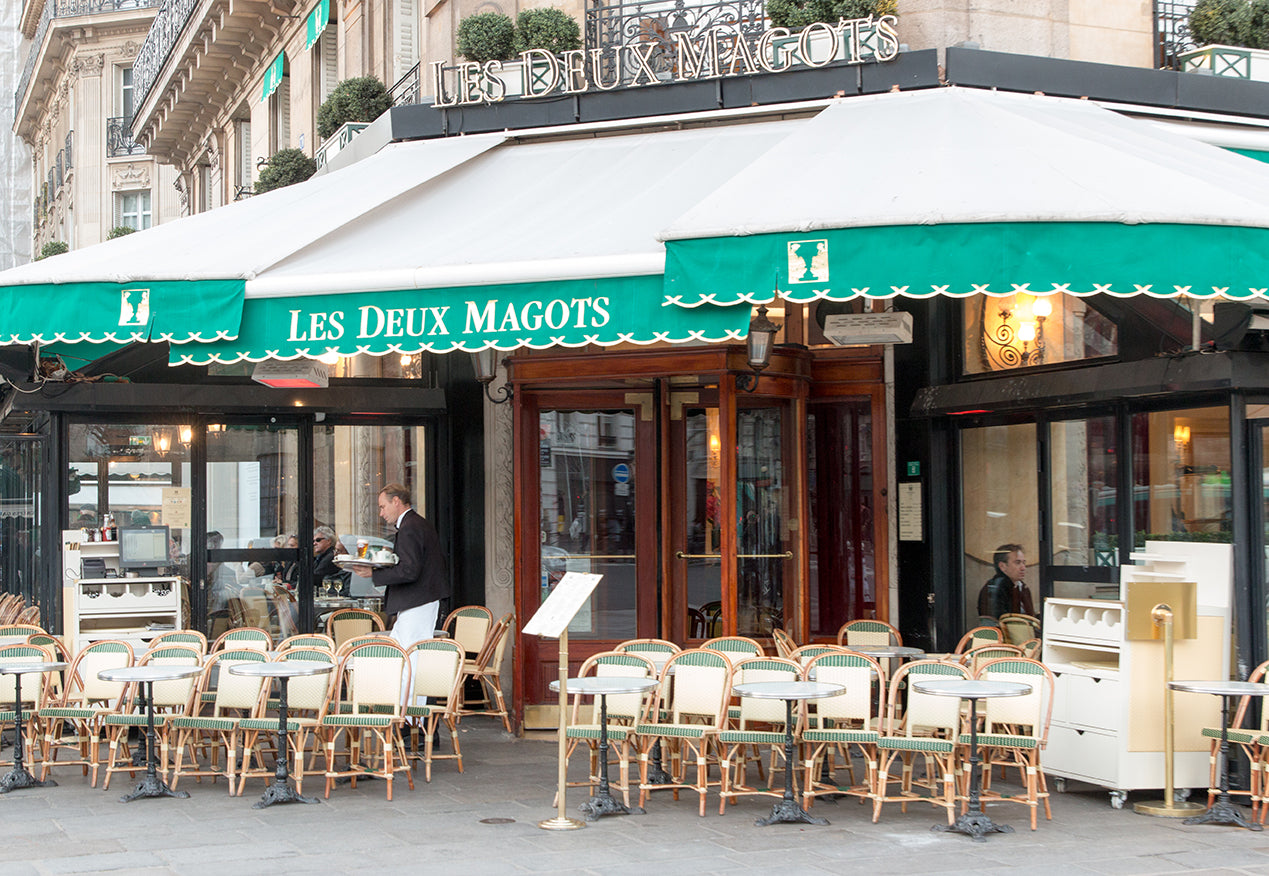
top-left (539, 628), bottom-right (584, 830)
top-left (1135, 603), bottom-right (1204, 817)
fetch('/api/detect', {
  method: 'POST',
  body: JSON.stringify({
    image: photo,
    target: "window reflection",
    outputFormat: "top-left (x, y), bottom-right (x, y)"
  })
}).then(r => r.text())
top-left (1131, 407), bottom-right (1230, 547)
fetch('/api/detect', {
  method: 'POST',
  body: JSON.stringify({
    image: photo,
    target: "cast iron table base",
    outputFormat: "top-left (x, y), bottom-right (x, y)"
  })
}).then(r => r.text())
top-left (120, 679), bottom-right (189, 802)
top-left (0, 664), bottom-right (64, 793)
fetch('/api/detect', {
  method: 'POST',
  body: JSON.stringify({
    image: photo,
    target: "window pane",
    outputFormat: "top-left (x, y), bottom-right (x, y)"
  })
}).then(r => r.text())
top-left (736, 408), bottom-right (784, 637)
top-left (0, 439), bottom-right (41, 611)
top-left (961, 423), bottom-right (1038, 625)
top-left (1049, 417), bottom-right (1117, 566)
top-left (538, 410), bottom-right (637, 640)
top-left (1132, 407), bottom-right (1230, 547)
top-left (963, 293), bottom-right (1117, 374)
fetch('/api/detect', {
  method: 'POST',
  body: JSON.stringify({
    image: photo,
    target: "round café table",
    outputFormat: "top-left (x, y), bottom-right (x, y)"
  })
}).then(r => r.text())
top-left (228, 660), bottom-right (334, 809)
top-left (845, 645), bottom-right (926, 661)
top-left (730, 680), bottom-right (846, 826)
top-left (550, 675), bottom-right (659, 820)
top-left (1169, 679), bottom-right (1269, 831)
top-left (0, 661), bottom-right (66, 793)
top-left (910, 678), bottom-right (1032, 842)
top-left (98, 664), bottom-right (202, 802)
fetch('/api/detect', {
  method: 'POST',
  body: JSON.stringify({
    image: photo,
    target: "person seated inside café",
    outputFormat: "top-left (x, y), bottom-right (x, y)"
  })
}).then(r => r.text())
top-left (976, 542), bottom-right (1035, 621)
top-left (313, 525), bottom-right (351, 595)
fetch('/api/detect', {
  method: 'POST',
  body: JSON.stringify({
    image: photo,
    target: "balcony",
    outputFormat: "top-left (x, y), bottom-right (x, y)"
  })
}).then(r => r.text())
top-left (15, 0), bottom-right (163, 123)
top-left (130, 0), bottom-right (298, 169)
top-left (1153, 0), bottom-right (1197, 69)
top-left (107, 116), bottom-right (147, 157)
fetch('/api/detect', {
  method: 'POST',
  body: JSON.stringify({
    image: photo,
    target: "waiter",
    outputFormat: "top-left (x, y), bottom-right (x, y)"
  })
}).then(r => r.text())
top-left (351, 482), bottom-right (450, 651)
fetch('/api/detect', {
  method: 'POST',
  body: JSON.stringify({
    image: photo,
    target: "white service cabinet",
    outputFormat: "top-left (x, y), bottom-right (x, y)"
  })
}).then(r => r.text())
top-left (62, 530), bottom-right (181, 654)
top-left (1042, 541), bottom-right (1231, 808)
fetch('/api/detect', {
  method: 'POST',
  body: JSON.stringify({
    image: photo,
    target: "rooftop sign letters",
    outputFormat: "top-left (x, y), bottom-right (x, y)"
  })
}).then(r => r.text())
top-left (431, 14), bottom-right (899, 108)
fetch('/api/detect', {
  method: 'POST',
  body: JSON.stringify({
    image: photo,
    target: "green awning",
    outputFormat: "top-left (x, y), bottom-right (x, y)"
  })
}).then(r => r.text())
top-left (0, 280), bottom-right (244, 345)
top-left (170, 276), bottom-right (752, 364)
top-left (304, 0), bottom-right (330, 52)
top-left (663, 222), bottom-right (1269, 307)
top-left (261, 52), bottom-right (285, 102)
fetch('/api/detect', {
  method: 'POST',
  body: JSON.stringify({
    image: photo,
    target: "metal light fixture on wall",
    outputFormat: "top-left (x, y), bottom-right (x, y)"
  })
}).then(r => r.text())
top-left (737, 304), bottom-right (781, 392)
top-left (472, 348), bottom-right (512, 404)
top-left (178, 425), bottom-right (193, 448)
top-left (152, 428), bottom-right (171, 456)
top-left (979, 294), bottom-right (1050, 369)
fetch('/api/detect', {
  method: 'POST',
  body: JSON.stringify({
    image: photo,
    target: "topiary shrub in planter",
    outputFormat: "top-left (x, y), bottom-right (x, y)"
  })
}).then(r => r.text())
top-left (514, 8), bottom-right (581, 54)
top-left (457, 12), bottom-right (517, 63)
top-left (767, 0), bottom-right (895, 30)
top-left (107, 225), bottom-right (137, 240)
top-left (36, 240), bottom-right (68, 260)
top-left (317, 76), bottom-right (392, 141)
top-left (1190, 0), bottom-right (1252, 46)
top-left (254, 148), bottom-right (317, 194)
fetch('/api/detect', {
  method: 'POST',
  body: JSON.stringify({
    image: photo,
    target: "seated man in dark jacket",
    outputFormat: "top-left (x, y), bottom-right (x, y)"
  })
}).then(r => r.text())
top-left (313, 525), bottom-right (351, 595)
top-left (976, 543), bottom-right (1034, 621)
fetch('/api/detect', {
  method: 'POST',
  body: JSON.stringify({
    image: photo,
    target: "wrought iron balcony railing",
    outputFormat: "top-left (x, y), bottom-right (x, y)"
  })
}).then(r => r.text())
top-left (1154, 0), bottom-right (1197, 69)
top-left (15, 0), bottom-right (163, 118)
top-left (107, 116), bottom-right (146, 157)
top-left (586, 0), bottom-right (768, 85)
top-left (390, 62), bottom-right (421, 107)
top-left (131, 0), bottom-right (201, 122)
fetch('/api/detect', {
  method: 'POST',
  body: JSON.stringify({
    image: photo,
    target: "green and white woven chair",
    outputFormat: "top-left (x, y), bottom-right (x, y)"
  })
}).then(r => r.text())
top-left (873, 659), bottom-right (971, 825)
top-left (442, 605), bottom-right (493, 658)
top-left (953, 625), bottom-right (1004, 654)
top-left (456, 614), bottom-right (513, 731)
top-left (1202, 659), bottom-right (1269, 821)
top-left (801, 650), bottom-right (886, 809)
top-left (326, 609), bottom-right (386, 652)
top-left (210, 627), bottom-right (273, 654)
top-left (718, 656), bottom-right (802, 814)
top-left (100, 644), bottom-right (202, 790)
top-left (970, 657), bottom-right (1055, 830)
top-left (615, 639), bottom-right (680, 661)
top-left (770, 628), bottom-right (797, 660)
top-left (0, 643), bottom-right (58, 772)
top-left (320, 639), bottom-right (413, 800)
top-left (837, 619), bottom-right (902, 649)
top-left (701, 636), bottom-right (765, 660)
top-left (169, 648), bottom-right (269, 794)
top-left (790, 644), bottom-right (848, 670)
top-left (277, 634), bottom-right (335, 653)
top-left (405, 638), bottom-right (465, 781)
top-left (38, 639), bottom-right (133, 785)
top-left (145, 630), bottom-right (208, 656)
top-left (636, 648), bottom-right (733, 816)
top-left (559, 651), bottom-right (657, 809)
top-left (998, 613), bottom-right (1041, 646)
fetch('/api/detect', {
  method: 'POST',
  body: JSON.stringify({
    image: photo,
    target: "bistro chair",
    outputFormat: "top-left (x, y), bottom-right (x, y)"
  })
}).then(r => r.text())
top-left (404, 639), bottom-right (466, 781)
top-left (958, 643), bottom-right (1025, 673)
top-left (37, 639), bottom-right (134, 786)
top-left (718, 656), bottom-right (802, 814)
top-left (558, 651), bottom-right (657, 808)
top-left (210, 627), bottom-right (273, 654)
top-left (953, 626), bottom-right (1005, 654)
top-left (237, 647), bottom-right (337, 797)
top-left (1019, 638), bottom-right (1043, 660)
top-left (635, 648), bottom-right (733, 817)
top-left (0, 594), bottom-right (21, 624)
top-left (701, 636), bottom-right (765, 660)
top-left (837, 619), bottom-right (902, 649)
top-left (271, 589), bottom-right (299, 639)
top-left (26, 635), bottom-right (71, 702)
top-left (1199, 659), bottom-right (1269, 820)
top-left (278, 633), bottom-right (336, 653)
top-left (0, 643), bottom-right (56, 769)
top-left (146, 630), bottom-right (208, 656)
top-left (456, 613), bottom-right (513, 731)
top-left (790, 643), bottom-right (848, 669)
top-left (971, 657), bottom-right (1056, 829)
top-left (320, 639), bottom-right (413, 801)
top-left (336, 634), bottom-right (399, 659)
top-left (442, 605), bottom-right (494, 658)
top-left (169, 649), bottom-right (269, 794)
top-left (770, 628), bottom-right (797, 660)
top-left (326, 608), bottom-right (386, 651)
top-left (801, 649), bottom-right (886, 809)
top-left (615, 639), bottom-right (680, 660)
top-left (14, 605), bottom-right (42, 626)
top-left (0, 623), bottom-right (47, 644)
top-left (999, 613), bottom-right (1041, 646)
top-left (99, 644), bottom-right (203, 790)
top-left (873, 659), bottom-right (972, 826)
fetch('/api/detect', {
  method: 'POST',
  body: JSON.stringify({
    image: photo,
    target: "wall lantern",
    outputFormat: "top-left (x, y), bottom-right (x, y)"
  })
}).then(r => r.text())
top-left (178, 425), bottom-right (193, 448)
top-left (737, 304), bottom-right (781, 392)
top-left (472, 348), bottom-right (512, 404)
top-left (152, 429), bottom-right (171, 456)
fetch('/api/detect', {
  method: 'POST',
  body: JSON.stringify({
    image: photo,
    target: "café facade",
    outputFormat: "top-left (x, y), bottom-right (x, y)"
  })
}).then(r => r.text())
top-left (7, 35), bottom-right (1269, 724)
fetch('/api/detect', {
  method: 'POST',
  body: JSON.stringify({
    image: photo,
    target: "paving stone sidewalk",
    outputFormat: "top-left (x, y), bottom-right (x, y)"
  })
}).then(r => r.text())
top-left (6, 724), bottom-right (1269, 875)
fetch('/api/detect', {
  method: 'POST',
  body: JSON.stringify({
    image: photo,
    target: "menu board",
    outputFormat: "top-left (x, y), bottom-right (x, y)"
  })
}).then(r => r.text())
top-left (522, 572), bottom-right (602, 639)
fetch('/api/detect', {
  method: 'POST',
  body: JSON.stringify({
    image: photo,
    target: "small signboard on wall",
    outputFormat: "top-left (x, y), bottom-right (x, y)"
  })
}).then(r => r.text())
top-left (899, 482), bottom-right (923, 542)
top-left (161, 487), bottom-right (191, 529)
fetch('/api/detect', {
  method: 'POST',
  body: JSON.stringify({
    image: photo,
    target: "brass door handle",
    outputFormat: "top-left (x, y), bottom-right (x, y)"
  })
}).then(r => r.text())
top-left (675, 551), bottom-right (793, 559)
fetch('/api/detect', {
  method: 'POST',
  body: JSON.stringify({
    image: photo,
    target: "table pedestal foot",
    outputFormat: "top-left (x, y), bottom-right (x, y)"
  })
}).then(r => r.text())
top-left (254, 779), bottom-right (320, 808)
top-left (933, 812), bottom-right (1015, 842)
top-left (120, 773), bottom-right (189, 802)
top-left (1184, 800), bottom-right (1262, 831)
top-left (755, 798), bottom-right (830, 827)
top-left (645, 740), bottom-right (672, 785)
top-left (579, 792), bottom-right (642, 820)
top-left (0, 763), bottom-right (55, 793)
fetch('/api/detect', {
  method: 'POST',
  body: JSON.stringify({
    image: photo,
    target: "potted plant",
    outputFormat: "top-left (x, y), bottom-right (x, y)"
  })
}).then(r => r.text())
top-left (254, 148), bottom-right (317, 194)
top-left (515, 8), bottom-right (581, 54)
top-left (317, 76), bottom-right (392, 141)
top-left (107, 226), bottom-right (137, 240)
top-left (1184, 0), bottom-right (1269, 80)
top-left (457, 12), bottom-right (517, 63)
top-left (35, 240), bottom-right (68, 260)
top-left (766, 0), bottom-right (895, 30)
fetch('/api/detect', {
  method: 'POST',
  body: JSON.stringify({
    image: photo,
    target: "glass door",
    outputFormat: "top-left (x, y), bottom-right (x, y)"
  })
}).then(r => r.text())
top-left (204, 422), bottom-right (300, 641)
